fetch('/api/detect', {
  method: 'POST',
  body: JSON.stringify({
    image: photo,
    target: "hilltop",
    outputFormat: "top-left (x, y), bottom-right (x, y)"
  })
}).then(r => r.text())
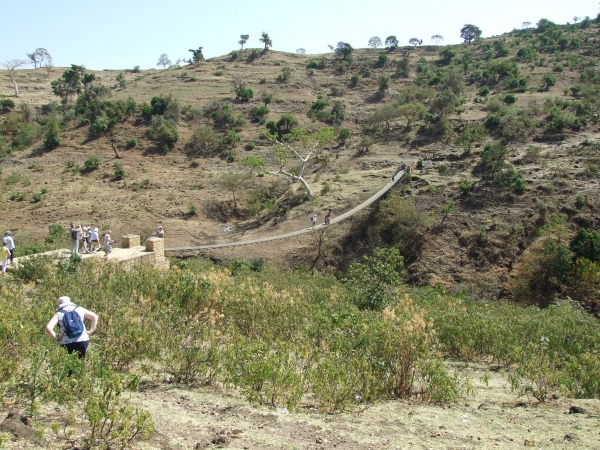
top-left (1, 17), bottom-right (600, 306)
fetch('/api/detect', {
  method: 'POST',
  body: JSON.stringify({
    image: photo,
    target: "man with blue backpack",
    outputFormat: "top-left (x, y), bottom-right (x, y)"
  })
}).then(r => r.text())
top-left (45, 296), bottom-right (99, 359)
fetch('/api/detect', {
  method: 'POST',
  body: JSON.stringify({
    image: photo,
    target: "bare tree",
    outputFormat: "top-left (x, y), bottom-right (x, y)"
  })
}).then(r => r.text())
top-left (259, 128), bottom-right (335, 199)
top-left (296, 48), bottom-right (306, 54)
top-left (156, 53), bottom-right (171, 69)
top-left (2, 59), bottom-right (29, 97)
top-left (521, 22), bottom-right (532, 28)
top-left (431, 35), bottom-right (444, 46)
top-left (368, 36), bottom-right (383, 48)
top-left (27, 48), bottom-right (52, 69)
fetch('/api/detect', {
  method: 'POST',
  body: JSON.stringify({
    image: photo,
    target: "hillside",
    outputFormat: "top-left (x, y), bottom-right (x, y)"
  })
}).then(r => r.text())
top-left (1, 18), bottom-right (600, 306)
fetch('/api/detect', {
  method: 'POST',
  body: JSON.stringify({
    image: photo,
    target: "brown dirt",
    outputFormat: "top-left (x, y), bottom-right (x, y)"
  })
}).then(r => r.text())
top-left (2, 363), bottom-right (599, 449)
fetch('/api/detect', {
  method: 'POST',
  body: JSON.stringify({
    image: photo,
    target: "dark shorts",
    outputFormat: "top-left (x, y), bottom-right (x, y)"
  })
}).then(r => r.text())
top-left (61, 341), bottom-right (89, 359)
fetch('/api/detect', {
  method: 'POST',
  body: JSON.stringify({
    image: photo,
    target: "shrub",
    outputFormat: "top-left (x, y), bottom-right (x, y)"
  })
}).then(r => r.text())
top-left (125, 137), bottom-right (137, 149)
top-left (83, 156), bottom-right (100, 172)
top-left (338, 128), bottom-right (350, 144)
top-left (570, 230), bottom-right (600, 263)
top-left (503, 93), bottom-right (518, 104)
top-left (12, 123), bottom-right (42, 150)
top-left (478, 86), bottom-right (490, 96)
top-left (113, 162), bottom-right (125, 180)
top-left (146, 115), bottom-right (179, 144)
top-left (44, 118), bottom-right (61, 149)
top-left (251, 105), bottom-right (269, 123)
top-left (244, 141), bottom-right (256, 150)
top-left (278, 67), bottom-right (293, 82)
top-left (350, 73), bottom-right (360, 86)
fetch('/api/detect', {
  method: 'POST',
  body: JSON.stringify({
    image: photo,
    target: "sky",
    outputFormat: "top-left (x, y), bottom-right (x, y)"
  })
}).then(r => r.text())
top-left (2, 0), bottom-right (599, 71)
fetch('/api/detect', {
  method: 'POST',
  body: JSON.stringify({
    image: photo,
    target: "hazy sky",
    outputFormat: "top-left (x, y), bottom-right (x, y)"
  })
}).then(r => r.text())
top-left (2, 0), bottom-right (598, 70)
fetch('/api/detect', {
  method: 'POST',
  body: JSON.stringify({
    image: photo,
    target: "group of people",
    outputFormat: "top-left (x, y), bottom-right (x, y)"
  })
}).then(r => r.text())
top-left (311, 210), bottom-right (333, 228)
top-left (70, 224), bottom-right (113, 257)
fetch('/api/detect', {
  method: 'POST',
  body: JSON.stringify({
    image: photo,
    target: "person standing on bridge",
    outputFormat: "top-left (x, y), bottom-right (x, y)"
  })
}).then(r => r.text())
top-left (392, 161), bottom-right (406, 181)
top-left (103, 230), bottom-right (113, 257)
top-left (311, 214), bottom-right (318, 229)
top-left (1, 241), bottom-right (10, 276)
top-left (324, 210), bottom-right (332, 225)
top-left (3, 231), bottom-right (15, 264)
top-left (157, 226), bottom-right (164, 238)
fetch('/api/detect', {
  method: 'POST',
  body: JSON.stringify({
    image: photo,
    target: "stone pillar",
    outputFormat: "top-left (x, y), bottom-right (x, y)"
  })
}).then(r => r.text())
top-left (145, 237), bottom-right (165, 263)
top-left (122, 234), bottom-right (141, 248)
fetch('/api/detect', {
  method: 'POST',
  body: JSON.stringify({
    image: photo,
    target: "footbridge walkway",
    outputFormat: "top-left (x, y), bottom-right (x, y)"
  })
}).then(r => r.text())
top-left (165, 170), bottom-right (405, 253)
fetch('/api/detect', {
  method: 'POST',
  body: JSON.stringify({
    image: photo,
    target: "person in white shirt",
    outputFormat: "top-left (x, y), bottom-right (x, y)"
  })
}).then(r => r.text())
top-left (3, 231), bottom-right (15, 264)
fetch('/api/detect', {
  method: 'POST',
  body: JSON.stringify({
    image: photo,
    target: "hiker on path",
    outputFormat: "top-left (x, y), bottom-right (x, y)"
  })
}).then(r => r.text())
top-left (311, 214), bottom-right (318, 228)
top-left (90, 227), bottom-right (100, 253)
top-left (70, 224), bottom-right (81, 254)
top-left (392, 161), bottom-right (406, 181)
top-left (45, 296), bottom-right (98, 359)
top-left (81, 227), bottom-right (91, 254)
top-left (103, 230), bottom-right (113, 257)
top-left (324, 210), bottom-right (332, 225)
top-left (1, 241), bottom-right (10, 276)
top-left (157, 226), bottom-right (164, 238)
top-left (2, 231), bottom-right (15, 264)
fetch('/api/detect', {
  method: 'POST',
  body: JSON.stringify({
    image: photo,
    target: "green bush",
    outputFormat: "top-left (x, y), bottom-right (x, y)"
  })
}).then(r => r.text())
top-left (83, 156), bottom-right (100, 172)
top-left (125, 137), bottom-right (137, 148)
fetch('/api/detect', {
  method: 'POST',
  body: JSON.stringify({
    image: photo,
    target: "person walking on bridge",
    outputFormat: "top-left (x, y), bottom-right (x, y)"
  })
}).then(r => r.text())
top-left (3, 231), bottom-right (15, 264)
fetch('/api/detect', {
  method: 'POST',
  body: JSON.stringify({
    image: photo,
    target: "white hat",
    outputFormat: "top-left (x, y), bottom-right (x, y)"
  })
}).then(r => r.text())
top-left (93, 228), bottom-right (98, 233)
top-left (56, 296), bottom-right (75, 311)
top-left (158, 226), bottom-right (163, 229)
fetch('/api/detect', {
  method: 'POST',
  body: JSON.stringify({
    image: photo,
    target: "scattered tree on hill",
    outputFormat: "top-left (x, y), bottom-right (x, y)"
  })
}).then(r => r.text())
top-left (2, 59), bottom-right (29, 97)
top-left (431, 35), bottom-right (444, 45)
top-left (385, 36), bottom-right (399, 49)
top-left (334, 42), bottom-right (354, 61)
top-left (259, 127), bottom-right (336, 199)
top-left (260, 32), bottom-right (273, 51)
top-left (460, 24), bottom-right (482, 44)
top-left (573, 16), bottom-right (581, 23)
top-left (327, 44), bottom-right (334, 52)
top-left (522, 22), bottom-right (532, 29)
top-left (296, 48), bottom-right (306, 54)
top-left (238, 34), bottom-right (249, 51)
top-left (156, 54), bottom-right (171, 69)
top-left (219, 172), bottom-right (253, 211)
top-left (27, 48), bottom-right (52, 69)
top-left (368, 36), bottom-right (383, 48)
top-left (188, 47), bottom-right (204, 65)
top-left (51, 64), bottom-right (85, 106)
top-left (409, 38), bottom-right (423, 47)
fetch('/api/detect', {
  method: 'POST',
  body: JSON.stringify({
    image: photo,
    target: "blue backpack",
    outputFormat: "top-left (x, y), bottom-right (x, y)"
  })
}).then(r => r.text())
top-left (61, 307), bottom-right (84, 338)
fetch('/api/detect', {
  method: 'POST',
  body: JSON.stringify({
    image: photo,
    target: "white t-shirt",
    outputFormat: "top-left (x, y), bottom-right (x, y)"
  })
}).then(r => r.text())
top-left (103, 234), bottom-right (111, 246)
top-left (2, 236), bottom-right (15, 250)
top-left (57, 305), bottom-right (90, 344)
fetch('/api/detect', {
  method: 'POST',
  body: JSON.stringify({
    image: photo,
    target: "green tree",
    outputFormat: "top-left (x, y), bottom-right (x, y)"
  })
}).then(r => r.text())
top-left (408, 38), bottom-right (423, 46)
top-left (440, 200), bottom-right (455, 225)
top-left (276, 113), bottom-right (299, 134)
top-left (340, 247), bottom-right (405, 311)
top-left (262, 127), bottom-right (335, 198)
top-left (334, 42), bottom-right (354, 61)
top-left (570, 230), bottom-right (600, 263)
top-left (44, 117), bottom-right (61, 149)
top-left (378, 75), bottom-right (390, 93)
top-left (385, 36), bottom-right (399, 49)
top-left (454, 123), bottom-right (487, 154)
top-left (238, 34), bottom-right (249, 51)
top-left (188, 125), bottom-right (221, 155)
top-left (480, 141), bottom-right (508, 176)
top-left (50, 64), bottom-right (85, 106)
top-left (259, 32), bottom-right (273, 50)
top-left (219, 172), bottom-right (253, 210)
top-left (188, 47), bottom-right (204, 65)
top-left (460, 24), bottom-right (482, 43)
top-left (430, 88), bottom-right (457, 117)
top-left (368, 36), bottom-right (382, 48)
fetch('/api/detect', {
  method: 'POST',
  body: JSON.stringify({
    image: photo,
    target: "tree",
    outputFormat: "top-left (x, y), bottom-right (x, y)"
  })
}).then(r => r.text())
top-left (188, 47), bottom-right (204, 65)
top-left (327, 45), bottom-right (334, 52)
top-left (385, 36), bottom-right (399, 49)
top-left (50, 64), bottom-right (85, 106)
top-left (219, 172), bottom-right (253, 211)
top-left (378, 75), bottom-right (390, 93)
top-left (460, 24), bottom-right (482, 44)
top-left (27, 48), bottom-right (52, 69)
top-left (454, 123), bottom-right (487, 154)
top-left (261, 127), bottom-right (335, 199)
top-left (156, 54), bottom-right (171, 69)
top-left (431, 35), bottom-right (444, 45)
top-left (296, 48), bottom-right (306, 54)
top-left (238, 34), bottom-right (249, 51)
top-left (259, 32), bottom-right (273, 50)
top-left (522, 22), bottom-right (532, 29)
top-left (2, 59), bottom-right (29, 97)
top-left (430, 88), bottom-right (458, 117)
top-left (440, 200), bottom-right (455, 225)
top-left (408, 38), bottom-right (423, 47)
top-left (334, 42), bottom-right (353, 61)
top-left (368, 36), bottom-right (382, 48)
top-left (188, 125), bottom-right (221, 155)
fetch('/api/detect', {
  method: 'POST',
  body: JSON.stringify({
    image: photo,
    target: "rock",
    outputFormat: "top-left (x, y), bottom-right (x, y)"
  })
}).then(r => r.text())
top-left (212, 435), bottom-right (229, 447)
top-left (564, 434), bottom-right (576, 441)
top-left (569, 406), bottom-right (586, 414)
top-left (478, 402), bottom-right (492, 410)
top-left (0, 410), bottom-right (43, 446)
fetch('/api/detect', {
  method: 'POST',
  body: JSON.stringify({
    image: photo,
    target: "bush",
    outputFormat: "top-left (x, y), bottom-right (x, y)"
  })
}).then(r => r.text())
top-left (44, 118), bottom-right (62, 149)
top-left (503, 93), bottom-right (518, 104)
top-left (478, 86), bottom-right (490, 96)
top-left (251, 105), bottom-right (269, 123)
top-left (83, 156), bottom-right (100, 172)
top-left (350, 73), bottom-right (360, 86)
top-left (146, 115), bottom-right (179, 145)
top-left (188, 125), bottom-right (221, 155)
top-left (113, 162), bottom-right (125, 180)
top-left (125, 137), bottom-right (137, 149)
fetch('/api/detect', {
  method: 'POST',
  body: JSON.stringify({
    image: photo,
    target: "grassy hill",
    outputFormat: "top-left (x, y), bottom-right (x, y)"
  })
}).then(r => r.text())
top-left (1, 17), bottom-right (599, 307)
